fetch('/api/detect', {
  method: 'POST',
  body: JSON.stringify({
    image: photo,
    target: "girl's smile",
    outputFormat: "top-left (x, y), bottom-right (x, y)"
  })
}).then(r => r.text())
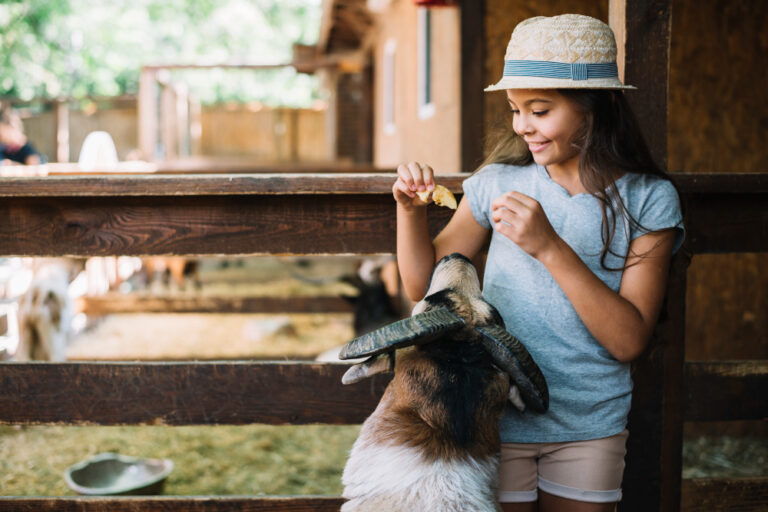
top-left (506, 89), bottom-right (585, 176)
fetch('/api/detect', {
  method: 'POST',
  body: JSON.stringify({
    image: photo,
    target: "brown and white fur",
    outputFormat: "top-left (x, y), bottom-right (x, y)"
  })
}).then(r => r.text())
top-left (340, 254), bottom-right (533, 511)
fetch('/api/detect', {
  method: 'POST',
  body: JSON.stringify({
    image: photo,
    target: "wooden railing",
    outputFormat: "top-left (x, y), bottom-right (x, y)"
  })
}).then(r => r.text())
top-left (0, 172), bottom-right (766, 511)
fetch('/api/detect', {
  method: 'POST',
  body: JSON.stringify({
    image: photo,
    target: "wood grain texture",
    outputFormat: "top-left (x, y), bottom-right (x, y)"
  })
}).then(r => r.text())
top-left (0, 173), bottom-right (765, 257)
top-left (0, 497), bottom-right (345, 512)
top-left (0, 194), bottom-right (455, 256)
top-left (622, 250), bottom-right (687, 512)
top-left (0, 362), bottom-right (390, 426)
top-left (683, 361), bottom-right (768, 422)
top-left (680, 477), bottom-right (768, 512)
top-left (78, 295), bottom-right (355, 315)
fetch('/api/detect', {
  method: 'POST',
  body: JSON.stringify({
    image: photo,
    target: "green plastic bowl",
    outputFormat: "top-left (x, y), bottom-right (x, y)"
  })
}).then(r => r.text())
top-left (64, 452), bottom-right (173, 495)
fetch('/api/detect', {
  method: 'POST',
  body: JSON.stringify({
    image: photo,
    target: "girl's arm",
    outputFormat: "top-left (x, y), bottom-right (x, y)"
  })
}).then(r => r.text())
top-left (492, 191), bottom-right (676, 363)
top-left (394, 162), bottom-right (489, 300)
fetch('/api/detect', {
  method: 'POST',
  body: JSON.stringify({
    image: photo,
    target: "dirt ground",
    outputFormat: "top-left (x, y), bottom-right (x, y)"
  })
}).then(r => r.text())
top-left (66, 255), bottom-right (363, 361)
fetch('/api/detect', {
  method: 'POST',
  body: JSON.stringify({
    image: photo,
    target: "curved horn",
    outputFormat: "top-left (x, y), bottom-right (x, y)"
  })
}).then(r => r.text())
top-left (475, 324), bottom-right (549, 413)
top-left (339, 307), bottom-right (465, 360)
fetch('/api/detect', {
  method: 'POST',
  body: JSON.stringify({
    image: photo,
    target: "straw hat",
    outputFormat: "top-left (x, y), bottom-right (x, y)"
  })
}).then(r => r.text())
top-left (485, 14), bottom-right (635, 91)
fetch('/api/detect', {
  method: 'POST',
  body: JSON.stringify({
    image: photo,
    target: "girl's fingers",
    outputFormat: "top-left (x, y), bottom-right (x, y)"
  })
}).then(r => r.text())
top-left (491, 191), bottom-right (534, 213)
top-left (393, 179), bottom-right (415, 199)
top-left (420, 163), bottom-right (435, 191)
top-left (491, 206), bottom-right (517, 225)
top-left (406, 161), bottom-right (425, 191)
top-left (397, 164), bottom-right (416, 191)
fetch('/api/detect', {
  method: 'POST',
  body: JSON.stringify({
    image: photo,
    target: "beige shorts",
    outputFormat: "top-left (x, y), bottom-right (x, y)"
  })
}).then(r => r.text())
top-left (498, 430), bottom-right (628, 503)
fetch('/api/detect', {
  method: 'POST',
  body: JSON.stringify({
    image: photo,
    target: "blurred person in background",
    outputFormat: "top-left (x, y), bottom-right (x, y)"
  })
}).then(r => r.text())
top-left (0, 108), bottom-right (42, 165)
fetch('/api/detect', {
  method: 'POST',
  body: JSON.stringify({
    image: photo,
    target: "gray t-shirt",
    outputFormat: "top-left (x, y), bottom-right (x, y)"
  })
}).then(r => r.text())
top-left (463, 162), bottom-right (684, 443)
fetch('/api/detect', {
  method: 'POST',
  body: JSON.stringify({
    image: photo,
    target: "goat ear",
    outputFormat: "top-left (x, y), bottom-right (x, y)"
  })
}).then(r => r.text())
top-left (339, 307), bottom-right (465, 360)
top-left (475, 324), bottom-right (549, 413)
top-left (341, 353), bottom-right (394, 385)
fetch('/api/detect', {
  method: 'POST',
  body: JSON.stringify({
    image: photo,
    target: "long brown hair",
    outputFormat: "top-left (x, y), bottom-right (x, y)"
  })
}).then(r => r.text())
top-left (479, 89), bottom-right (677, 271)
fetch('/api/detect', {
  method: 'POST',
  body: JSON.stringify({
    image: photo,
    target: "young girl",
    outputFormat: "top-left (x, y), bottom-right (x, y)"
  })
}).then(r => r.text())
top-left (392, 14), bottom-right (684, 512)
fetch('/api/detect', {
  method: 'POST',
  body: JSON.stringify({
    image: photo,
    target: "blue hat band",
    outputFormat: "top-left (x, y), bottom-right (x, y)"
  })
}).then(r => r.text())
top-left (503, 60), bottom-right (618, 81)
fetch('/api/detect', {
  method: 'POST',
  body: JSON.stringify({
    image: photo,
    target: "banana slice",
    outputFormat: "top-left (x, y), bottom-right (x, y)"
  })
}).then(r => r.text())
top-left (416, 185), bottom-right (457, 209)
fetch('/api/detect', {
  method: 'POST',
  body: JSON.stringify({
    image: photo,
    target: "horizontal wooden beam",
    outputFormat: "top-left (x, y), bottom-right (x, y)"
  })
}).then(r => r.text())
top-left (20, 162), bottom-right (393, 176)
top-left (0, 173), bottom-right (764, 256)
top-left (0, 362), bottom-right (389, 426)
top-left (2, 360), bottom-right (762, 426)
top-left (0, 173), bottom-right (452, 197)
top-left (681, 477), bottom-right (768, 512)
top-left (77, 295), bottom-right (355, 315)
top-left (2, 477), bottom-right (766, 511)
top-left (683, 360), bottom-right (768, 422)
top-left (0, 496), bottom-right (345, 512)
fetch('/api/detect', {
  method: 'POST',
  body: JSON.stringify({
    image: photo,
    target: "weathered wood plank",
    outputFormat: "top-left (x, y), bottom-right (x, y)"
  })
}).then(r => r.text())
top-left (0, 362), bottom-right (389, 425)
top-left (680, 188), bottom-right (768, 254)
top-left (1, 172), bottom-right (765, 198)
top-left (623, 250), bottom-right (687, 512)
top-left (0, 173), bottom-right (462, 197)
top-left (610, 0), bottom-right (671, 169)
top-left (0, 496), bottom-right (345, 512)
top-left (0, 194), bottom-right (456, 256)
top-left (683, 361), bottom-right (768, 422)
top-left (0, 173), bottom-right (765, 256)
top-left (460, 0), bottom-right (485, 172)
top-left (77, 295), bottom-right (355, 315)
top-left (681, 477), bottom-right (768, 512)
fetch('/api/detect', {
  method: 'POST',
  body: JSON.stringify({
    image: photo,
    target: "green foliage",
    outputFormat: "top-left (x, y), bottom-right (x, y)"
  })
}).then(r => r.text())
top-left (0, 0), bottom-right (322, 106)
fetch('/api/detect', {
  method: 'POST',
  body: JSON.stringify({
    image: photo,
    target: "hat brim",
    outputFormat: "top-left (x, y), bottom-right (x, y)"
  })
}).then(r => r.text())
top-left (484, 76), bottom-right (636, 92)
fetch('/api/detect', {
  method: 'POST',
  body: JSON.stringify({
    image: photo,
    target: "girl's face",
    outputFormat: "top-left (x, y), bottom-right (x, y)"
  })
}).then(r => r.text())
top-left (506, 89), bottom-right (585, 173)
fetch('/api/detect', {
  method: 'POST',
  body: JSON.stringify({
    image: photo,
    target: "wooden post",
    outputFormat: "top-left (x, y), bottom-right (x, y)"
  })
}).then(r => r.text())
top-left (189, 96), bottom-right (202, 157)
top-left (610, 1), bottom-right (678, 511)
top-left (161, 84), bottom-right (178, 160)
top-left (138, 67), bottom-right (159, 161)
top-left (610, 0), bottom-right (671, 169)
top-left (53, 99), bottom-right (69, 163)
top-left (460, 0), bottom-right (485, 173)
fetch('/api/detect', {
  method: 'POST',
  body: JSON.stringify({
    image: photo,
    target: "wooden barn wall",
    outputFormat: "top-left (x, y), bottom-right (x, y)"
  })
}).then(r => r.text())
top-left (18, 111), bottom-right (56, 162)
top-left (337, 71), bottom-right (373, 164)
top-left (372, 2), bottom-right (461, 173)
top-left (20, 103), bottom-right (139, 163)
top-left (200, 106), bottom-right (330, 162)
top-left (20, 104), bottom-right (329, 163)
top-left (68, 107), bottom-right (139, 162)
top-left (669, 0), bottom-right (768, 367)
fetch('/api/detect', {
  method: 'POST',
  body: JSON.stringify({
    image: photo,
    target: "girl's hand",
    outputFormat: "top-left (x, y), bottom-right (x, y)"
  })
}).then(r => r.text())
top-left (491, 191), bottom-right (561, 260)
top-left (393, 161), bottom-right (435, 211)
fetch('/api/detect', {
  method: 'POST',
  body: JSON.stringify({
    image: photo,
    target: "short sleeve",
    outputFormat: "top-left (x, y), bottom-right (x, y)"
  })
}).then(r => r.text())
top-left (461, 168), bottom-right (494, 229)
top-left (633, 178), bottom-right (685, 254)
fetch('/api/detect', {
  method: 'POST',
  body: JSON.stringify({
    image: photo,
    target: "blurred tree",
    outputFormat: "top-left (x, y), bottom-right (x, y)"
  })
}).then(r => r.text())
top-left (0, 0), bottom-right (322, 106)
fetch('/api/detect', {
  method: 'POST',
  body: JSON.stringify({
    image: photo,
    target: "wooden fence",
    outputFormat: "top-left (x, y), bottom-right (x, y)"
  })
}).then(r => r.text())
top-left (0, 172), bottom-right (766, 511)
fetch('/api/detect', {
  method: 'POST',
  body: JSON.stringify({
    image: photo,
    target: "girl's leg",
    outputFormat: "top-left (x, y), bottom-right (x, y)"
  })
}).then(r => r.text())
top-left (535, 431), bottom-right (628, 512)
top-left (501, 502), bottom-right (538, 512)
top-left (498, 442), bottom-right (539, 511)
top-left (538, 490), bottom-right (615, 512)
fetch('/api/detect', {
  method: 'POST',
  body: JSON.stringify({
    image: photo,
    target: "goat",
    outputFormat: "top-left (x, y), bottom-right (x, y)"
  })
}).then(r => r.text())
top-left (16, 263), bottom-right (73, 361)
top-left (315, 256), bottom-right (401, 362)
top-left (338, 253), bottom-right (548, 511)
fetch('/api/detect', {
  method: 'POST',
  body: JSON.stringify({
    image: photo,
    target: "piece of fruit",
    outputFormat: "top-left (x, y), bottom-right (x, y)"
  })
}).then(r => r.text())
top-left (432, 185), bottom-right (457, 209)
top-left (416, 185), bottom-right (457, 209)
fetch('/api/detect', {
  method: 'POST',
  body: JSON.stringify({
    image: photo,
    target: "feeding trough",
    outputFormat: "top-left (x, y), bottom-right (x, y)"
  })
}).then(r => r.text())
top-left (64, 452), bottom-right (173, 495)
